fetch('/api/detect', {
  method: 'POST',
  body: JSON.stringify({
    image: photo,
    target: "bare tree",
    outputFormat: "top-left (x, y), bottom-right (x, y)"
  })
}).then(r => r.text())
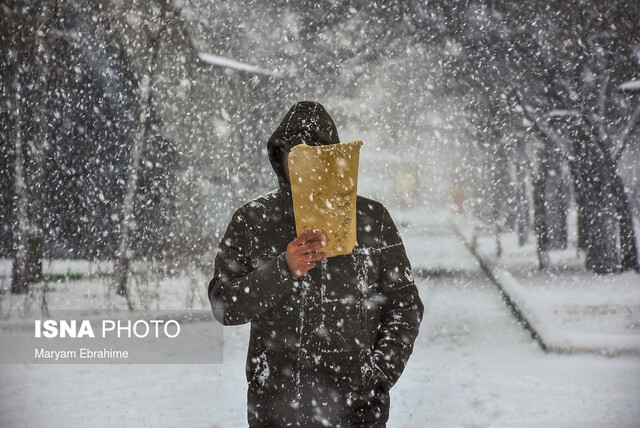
top-left (447, 0), bottom-right (639, 273)
top-left (10, 0), bottom-right (59, 296)
top-left (112, 0), bottom-right (178, 309)
top-left (516, 1), bottom-right (640, 273)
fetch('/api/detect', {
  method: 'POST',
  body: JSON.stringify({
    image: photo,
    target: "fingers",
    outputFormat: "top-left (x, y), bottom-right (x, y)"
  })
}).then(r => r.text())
top-left (293, 231), bottom-right (325, 246)
top-left (301, 252), bottom-right (326, 263)
top-left (286, 231), bottom-right (329, 279)
top-left (288, 232), bottom-right (327, 255)
top-left (298, 239), bottom-right (327, 254)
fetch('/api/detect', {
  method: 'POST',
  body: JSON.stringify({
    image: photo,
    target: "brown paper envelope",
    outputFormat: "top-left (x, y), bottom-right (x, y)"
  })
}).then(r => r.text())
top-left (288, 140), bottom-right (363, 257)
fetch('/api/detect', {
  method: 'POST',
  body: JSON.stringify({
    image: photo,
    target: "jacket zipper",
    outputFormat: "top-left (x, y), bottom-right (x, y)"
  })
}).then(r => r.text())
top-left (355, 253), bottom-right (367, 329)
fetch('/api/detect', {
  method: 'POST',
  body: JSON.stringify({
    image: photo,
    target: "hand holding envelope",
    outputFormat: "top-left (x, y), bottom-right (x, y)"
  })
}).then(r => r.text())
top-left (288, 140), bottom-right (363, 258)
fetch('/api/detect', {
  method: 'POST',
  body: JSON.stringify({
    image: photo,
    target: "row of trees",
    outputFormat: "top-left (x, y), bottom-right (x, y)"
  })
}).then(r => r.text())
top-left (266, 0), bottom-right (640, 273)
top-left (1, 0), bottom-right (638, 308)
top-left (0, 0), bottom-right (287, 305)
top-left (450, 0), bottom-right (640, 273)
top-left (1, 1), bottom-right (182, 301)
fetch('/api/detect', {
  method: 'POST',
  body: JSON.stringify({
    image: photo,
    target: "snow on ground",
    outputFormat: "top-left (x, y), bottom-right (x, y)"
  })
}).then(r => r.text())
top-left (1, 206), bottom-right (639, 427)
top-left (394, 205), bottom-right (481, 275)
top-left (0, 322), bottom-right (245, 428)
top-left (0, 259), bottom-right (114, 278)
top-left (393, 273), bottom-right (640, 428)
top-left (453, 212), bottom-right (640, 356)
top-left (0, 263), bottom-right (209, 319)
top-left (496, 268), bottom-right (640, 355)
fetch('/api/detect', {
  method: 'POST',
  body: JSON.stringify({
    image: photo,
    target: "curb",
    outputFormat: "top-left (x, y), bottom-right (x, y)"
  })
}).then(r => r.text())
top-left (451, 220), bottom-right (640, 357)
top-left (450, 221), bottom-right (549, 352)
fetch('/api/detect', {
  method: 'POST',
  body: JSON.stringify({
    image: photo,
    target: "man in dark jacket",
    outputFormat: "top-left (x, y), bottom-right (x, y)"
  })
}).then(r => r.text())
top-left (208, 101), bottom-right (423, 427)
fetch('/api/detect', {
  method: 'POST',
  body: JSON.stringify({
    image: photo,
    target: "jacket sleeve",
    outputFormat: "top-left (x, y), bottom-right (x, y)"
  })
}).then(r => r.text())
top-left (372, 207), bottom-right (424, 390)
top-left (208, 210), bottom-right (297, 325)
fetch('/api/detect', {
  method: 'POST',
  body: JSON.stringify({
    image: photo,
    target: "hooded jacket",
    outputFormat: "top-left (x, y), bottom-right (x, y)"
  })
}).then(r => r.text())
top-left (208, 101), bottom-right (423, 427)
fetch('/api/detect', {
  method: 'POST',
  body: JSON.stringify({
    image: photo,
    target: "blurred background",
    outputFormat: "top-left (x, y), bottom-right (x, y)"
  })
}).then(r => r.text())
top-left (1, 0), bottom-right (639, 305)
top-left (2, 2), bottom-right (640, 427)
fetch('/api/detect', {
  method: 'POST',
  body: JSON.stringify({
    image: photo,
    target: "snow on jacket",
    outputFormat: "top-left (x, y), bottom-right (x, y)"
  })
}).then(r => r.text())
top-left (208, 101), bottom-right (424, 427)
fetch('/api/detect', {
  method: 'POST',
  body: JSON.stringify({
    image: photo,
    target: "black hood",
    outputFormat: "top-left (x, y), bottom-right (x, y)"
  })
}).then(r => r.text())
top-left (267, 101), bottom-right (340, 187)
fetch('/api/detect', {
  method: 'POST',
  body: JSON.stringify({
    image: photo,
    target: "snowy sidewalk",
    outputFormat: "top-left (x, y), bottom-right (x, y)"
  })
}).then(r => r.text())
top-left (453, 213), bottom-right (640, 356)
top-left (391, 206), bottom-right (480, 275)
top-left (2, 206), bottom-right (639, 427)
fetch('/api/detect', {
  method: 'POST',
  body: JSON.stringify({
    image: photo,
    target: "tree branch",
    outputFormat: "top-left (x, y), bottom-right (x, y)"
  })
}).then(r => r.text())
top-left (514, 92), bottom-right (572, 163)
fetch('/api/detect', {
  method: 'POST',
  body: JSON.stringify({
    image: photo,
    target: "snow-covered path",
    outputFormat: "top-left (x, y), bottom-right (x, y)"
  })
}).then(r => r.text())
top-left (393, 211), bottom-right (640, 427)
top-left (392, 272), bottom-right (640, 427)
top-left (1, 213), bottom-right (639, 427)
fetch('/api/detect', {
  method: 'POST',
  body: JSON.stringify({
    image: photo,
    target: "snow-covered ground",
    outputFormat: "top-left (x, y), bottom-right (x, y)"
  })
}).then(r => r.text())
top-left (0, 260), bottom-right (210, 317)
top-left (453, 212), bottom-right (640, 356)
top-left (393, 272), bottom-right (640, 427)
top-left (494, 267), bottom-right (640, 355)
top-left (1, 207), bottom-right (639, 427)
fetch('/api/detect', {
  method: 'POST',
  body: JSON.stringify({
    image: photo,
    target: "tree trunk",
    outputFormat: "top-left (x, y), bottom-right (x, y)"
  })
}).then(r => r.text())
top-left (11, 83), bottom-right (31, 294)
top-left (10, 1), bottom-right (53, 294)
top-left (113, 73), bottom-right (152, 310)
top-left (493, 144), bottom-right (514, 230)
top-left (532, 139), bottom-right (549, 269)
top-left (573, 128), bottom-right (620, 273)
top-left (514, 146), bottom-right (529, 246)
top-left (564, 127), bottom-right (594, 256)
top-left (545, 147), bottom-right (568, 250)
top-left (571, 169), bottom-right (590, 252)
top-left (612, 174), bottom-right (639, 271)
top-left (598, 141), bottom-right (639, 271)
top-left (10, 96), bottom-right (44, 298)
top-left (578, 121), bottom-right (638, 273)
top-left (113, 1), bottom-right (173, 309)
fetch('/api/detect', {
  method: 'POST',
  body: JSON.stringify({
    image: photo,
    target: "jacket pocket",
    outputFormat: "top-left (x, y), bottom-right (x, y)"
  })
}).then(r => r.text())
top-left (352, 249), bottom-right (380, 329)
